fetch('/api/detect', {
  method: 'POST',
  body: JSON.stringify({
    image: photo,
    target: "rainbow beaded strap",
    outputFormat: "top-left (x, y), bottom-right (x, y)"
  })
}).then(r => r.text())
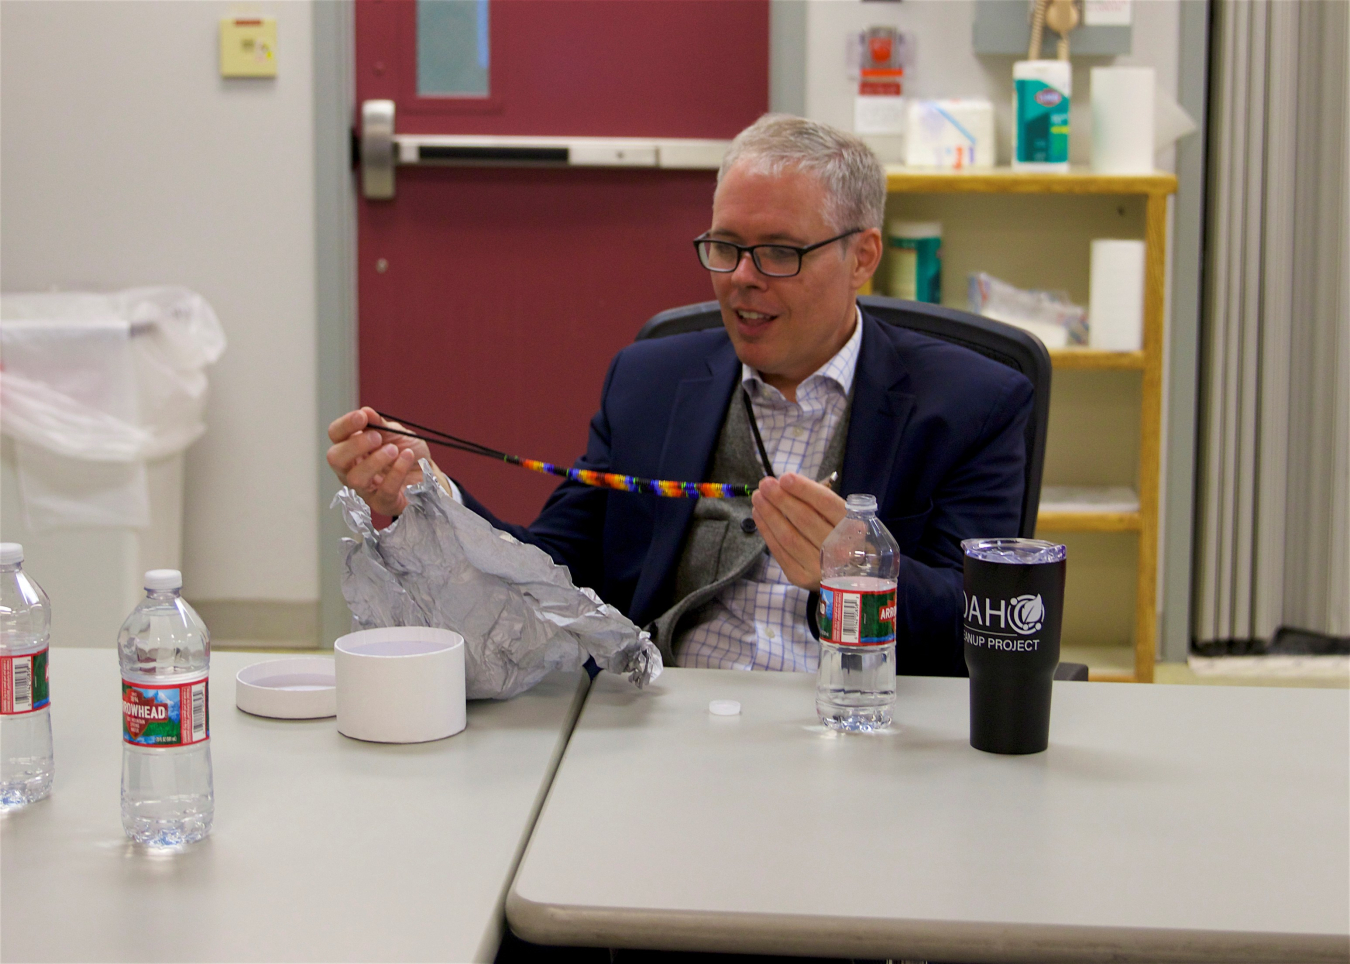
top-left (371, 412), bottom-right (754, 499)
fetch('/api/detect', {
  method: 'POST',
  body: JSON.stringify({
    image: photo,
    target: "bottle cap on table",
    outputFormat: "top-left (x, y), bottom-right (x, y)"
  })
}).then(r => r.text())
top-left (144, 569), bottom-right (183, 591)
top-left (709, 699), bottom-right (741, 716)
top-left (0, 543), bottom-right (23, 565)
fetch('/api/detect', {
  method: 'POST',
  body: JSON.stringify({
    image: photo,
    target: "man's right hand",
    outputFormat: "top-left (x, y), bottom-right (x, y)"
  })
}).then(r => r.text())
top-left (326, 407), bottom-right (431, 517)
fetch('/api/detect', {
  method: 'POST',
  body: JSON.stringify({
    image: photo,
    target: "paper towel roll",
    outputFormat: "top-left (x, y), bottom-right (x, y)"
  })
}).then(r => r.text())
top-left (1091, 67), bottom-right (1155, 174)
top-left (1089, 240), bottom-right (1146, 351)
top-left (335, 627), bottom-right (466, 743)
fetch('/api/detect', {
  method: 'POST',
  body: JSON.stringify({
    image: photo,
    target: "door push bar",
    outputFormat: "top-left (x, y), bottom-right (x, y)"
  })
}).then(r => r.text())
top-left (360, 100), bottom-right (732, 200)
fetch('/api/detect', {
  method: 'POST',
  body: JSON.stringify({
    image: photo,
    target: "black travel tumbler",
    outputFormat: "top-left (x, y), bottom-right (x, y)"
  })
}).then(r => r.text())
top-left (961, 538), bottom-right (1067, 754)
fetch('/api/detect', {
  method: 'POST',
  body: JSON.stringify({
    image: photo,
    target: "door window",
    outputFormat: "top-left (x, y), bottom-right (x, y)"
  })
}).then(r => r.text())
top-left (417, 0), bottom-right (490, 97)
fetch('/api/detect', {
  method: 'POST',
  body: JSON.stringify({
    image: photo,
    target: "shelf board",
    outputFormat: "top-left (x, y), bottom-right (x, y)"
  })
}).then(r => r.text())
top-left (1037, 486), bottom-right (1140, 532)
top-left (1037, 510), bottom-right (1142, 532)
top-left (885, 166), bottom-right (1177, 196)
top-left (1061, 644), bottom-right (1138, 683)
top-left (1050, 348), bottom-right (1146, 370)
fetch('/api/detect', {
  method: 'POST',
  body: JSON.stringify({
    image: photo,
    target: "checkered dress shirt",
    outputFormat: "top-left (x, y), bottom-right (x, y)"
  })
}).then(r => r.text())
top-left (675, 308), bottom-right (863, 672)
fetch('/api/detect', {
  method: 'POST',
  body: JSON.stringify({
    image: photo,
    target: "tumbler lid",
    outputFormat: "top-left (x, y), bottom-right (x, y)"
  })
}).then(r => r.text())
top-left (961, 538), bottom-right (1065, 564)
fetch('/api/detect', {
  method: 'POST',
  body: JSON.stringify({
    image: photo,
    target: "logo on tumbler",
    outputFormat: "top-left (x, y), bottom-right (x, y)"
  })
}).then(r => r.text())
top-left (963, 593), bottom-right (1045, 635)
top-left (1008, 594), bottom-right (1045, 635)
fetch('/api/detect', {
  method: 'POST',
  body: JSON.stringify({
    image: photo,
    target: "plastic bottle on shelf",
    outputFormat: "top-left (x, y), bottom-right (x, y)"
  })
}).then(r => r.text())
top-left (118, 569), bottom-right (213, 847)
top-left (815, 495), bottom-right (900, 731)
top-left (0, 543), bottom-right (54, 808)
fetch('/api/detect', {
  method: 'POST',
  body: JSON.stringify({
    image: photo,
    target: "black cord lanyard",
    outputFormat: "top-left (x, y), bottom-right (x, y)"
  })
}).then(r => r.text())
top-left (741, 387), bottom-right (776, 479)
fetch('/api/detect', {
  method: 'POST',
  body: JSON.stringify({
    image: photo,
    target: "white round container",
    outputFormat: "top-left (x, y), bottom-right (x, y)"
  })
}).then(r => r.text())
top-left (334, 627), bottom-right (466, 743)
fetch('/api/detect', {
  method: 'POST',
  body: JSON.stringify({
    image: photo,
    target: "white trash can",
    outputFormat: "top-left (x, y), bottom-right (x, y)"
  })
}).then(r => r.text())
top-left (0, 288), bottom-right (225, 647)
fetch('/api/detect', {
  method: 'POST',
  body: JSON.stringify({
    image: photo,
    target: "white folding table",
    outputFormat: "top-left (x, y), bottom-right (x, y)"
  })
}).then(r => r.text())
top-left (1, 648), bottom-right (588, 963)
top-left (508, 668), bottom-right (1349, 963)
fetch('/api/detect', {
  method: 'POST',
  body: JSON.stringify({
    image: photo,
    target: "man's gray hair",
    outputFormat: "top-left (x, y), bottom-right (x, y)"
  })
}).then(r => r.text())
top-left (718, 114), bottom-right (887, 232)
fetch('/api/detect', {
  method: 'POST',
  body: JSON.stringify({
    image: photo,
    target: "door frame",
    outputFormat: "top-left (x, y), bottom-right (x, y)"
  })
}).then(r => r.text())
top-left (315, 0), bottom-right (358, 650)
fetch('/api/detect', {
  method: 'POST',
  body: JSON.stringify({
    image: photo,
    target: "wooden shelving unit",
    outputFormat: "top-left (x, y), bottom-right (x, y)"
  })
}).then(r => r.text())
top-left (885, 166), bottom-right (1176, 196)
top-left (885, 167), bottom-right (1177, 683)
top-left (1036, 509), bottom-right (1142, 532)
top-left (1049, 348), bottom-right (1146, 370)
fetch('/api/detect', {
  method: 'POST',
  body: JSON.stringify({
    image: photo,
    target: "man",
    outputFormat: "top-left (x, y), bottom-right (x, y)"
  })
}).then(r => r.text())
top-left (327, 115), bottom-right (1032, 677)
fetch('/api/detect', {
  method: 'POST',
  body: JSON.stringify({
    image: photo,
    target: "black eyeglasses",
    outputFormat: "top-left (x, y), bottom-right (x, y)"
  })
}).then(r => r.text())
top-left (693, 228), bottom-right (864, 278)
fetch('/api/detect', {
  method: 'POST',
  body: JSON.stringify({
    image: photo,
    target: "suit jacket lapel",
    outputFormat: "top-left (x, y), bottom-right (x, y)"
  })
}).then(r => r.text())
top-left (842, 312), bottom-right (915, 504)
top-left (630, 337), bottom-right (741, 623)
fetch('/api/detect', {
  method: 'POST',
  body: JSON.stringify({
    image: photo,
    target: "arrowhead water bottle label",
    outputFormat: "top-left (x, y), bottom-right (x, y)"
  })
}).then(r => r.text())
top-left (0, 647), bottom-right (49, 715)
top-left (818, 585), bottom-right (897, 646)
top-left (122, 677), bottom-right (209, 746)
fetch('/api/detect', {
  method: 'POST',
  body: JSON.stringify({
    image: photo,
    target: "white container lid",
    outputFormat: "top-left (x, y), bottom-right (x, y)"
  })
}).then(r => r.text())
top-left (0, 543), bottom-right (23, 565)
top-left (236, 657), bottom-right (338, 720)
top-left (888, 220), bottom-right (943, 239)
top-left (144, 569), bottom-right (182, 591)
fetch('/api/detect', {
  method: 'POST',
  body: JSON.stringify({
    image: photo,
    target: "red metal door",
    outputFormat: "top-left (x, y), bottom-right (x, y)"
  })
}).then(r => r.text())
top-left (356, 0), bottom-right (769, 524)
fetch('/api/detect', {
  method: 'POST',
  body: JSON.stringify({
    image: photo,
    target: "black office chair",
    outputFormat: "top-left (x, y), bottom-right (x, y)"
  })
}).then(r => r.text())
top-left (637, 295), bottom-right (1051, 537)
top-left (638, 296), bottom-right (1088, 682)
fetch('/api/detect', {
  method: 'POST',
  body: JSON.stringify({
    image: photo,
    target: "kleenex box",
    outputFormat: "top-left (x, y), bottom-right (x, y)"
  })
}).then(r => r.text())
top-left (904, 99), bottom-right (995, 169)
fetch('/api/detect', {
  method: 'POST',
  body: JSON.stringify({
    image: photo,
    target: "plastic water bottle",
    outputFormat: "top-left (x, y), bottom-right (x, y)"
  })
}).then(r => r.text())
top-left (815, 495), bottom-right (900, 731)
top-left (118, 569), bottom-right (213, 847)
top-left (0, 544), bottom-right (54, 808)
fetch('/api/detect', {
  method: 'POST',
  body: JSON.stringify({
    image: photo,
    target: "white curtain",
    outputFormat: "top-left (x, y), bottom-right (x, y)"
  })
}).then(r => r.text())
top-left (1195, 0), bottom-right (1350, 645)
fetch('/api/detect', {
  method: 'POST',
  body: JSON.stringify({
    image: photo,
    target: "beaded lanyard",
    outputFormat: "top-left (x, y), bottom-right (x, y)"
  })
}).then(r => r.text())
top-left (371, 411), bottom-right (757, 499)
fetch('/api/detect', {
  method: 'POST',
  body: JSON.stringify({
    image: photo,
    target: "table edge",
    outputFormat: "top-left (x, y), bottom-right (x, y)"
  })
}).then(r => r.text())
top-left (504, 892), bottom-right (1350, 964)
top-left (474, 671), bottom-right (593, 961)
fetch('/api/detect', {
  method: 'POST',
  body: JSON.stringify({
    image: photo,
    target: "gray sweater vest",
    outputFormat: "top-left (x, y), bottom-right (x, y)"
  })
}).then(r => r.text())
top-left (649, 388), bottom-right (852, 665)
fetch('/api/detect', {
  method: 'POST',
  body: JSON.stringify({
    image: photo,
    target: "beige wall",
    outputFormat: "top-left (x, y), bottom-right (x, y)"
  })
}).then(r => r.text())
top-left (0, 1), bottom-right (319, 605)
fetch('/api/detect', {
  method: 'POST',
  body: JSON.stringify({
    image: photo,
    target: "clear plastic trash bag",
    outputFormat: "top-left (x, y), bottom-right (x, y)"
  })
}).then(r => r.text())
top-left (0, 287), bottom-right (225, 528)
top-left (0, 286), bottom-right (225, 462)
top-left (334, 462), bottom-right (662, 700)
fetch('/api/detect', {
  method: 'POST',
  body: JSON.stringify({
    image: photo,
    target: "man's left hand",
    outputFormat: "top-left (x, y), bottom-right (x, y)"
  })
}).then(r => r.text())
top-left (751, 472), bottom-right (848, 590)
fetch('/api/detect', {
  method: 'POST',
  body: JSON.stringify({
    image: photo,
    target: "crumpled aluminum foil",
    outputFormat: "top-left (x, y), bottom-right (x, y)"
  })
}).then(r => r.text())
top-left (333, 461), bottom-right (662, 699)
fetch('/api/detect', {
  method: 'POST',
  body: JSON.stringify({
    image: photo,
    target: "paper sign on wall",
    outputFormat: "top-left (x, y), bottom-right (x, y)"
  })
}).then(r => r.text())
top-left (1084, 0), bottom-right (1132, 27)
top-left (220, 17), bottom-right (277, 78)
top-left (852, 26), bottom-right (907, 136)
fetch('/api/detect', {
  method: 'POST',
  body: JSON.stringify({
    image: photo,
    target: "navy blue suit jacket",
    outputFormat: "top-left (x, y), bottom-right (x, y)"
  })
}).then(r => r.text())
top-left (461, 308), bottom-right (1033, 677)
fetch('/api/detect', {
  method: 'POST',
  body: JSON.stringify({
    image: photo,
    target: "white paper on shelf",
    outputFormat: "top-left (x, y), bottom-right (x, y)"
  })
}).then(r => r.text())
top-left (904, 99), bottom-right (994, 169)
top-left (989, 315), bottom-right (1069, 348)
top-left (1091, 67), bottom-right (1154, 174)
top-left (1188, 655), bottom-right (1350, 679)
top-left (1084, 0), bottom-right (1132, 26)
top-left (1089, 239), bottom-right (1146, 350)
top-left (1040, 485), bottom-right (1140, 514)
top-left (854, 94), bottom-right (906, 135)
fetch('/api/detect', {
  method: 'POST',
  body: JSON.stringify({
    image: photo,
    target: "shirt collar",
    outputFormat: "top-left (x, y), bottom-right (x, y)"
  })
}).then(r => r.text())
top-left (741, 304), bottom-right (863, 400)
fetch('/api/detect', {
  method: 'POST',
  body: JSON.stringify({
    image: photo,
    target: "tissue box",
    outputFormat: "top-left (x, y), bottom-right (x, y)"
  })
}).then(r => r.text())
top-left (905, 99), bottom-right (995, 169)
